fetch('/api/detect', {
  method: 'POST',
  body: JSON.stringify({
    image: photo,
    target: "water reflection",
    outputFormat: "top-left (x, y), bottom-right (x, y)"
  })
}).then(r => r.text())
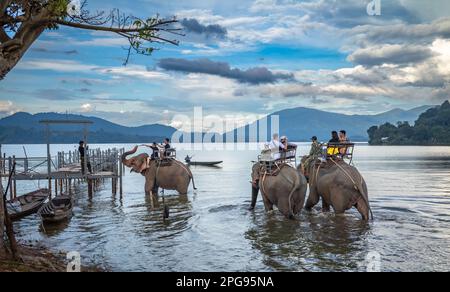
top-left (246, 208), bottom-right (371, 271)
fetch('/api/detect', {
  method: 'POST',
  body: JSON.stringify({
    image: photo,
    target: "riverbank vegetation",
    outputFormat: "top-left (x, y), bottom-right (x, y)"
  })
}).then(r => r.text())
top-left (368, 101), bottom-right (450, 145)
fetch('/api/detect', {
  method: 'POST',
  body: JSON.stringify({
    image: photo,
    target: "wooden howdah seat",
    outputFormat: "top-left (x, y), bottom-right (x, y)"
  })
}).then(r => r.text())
top-left (156, 148), bottom-right (177, 167)
top-left (325, 143), bottom-right (355, 163)
top-left (258, 145), bottom-right (297, 175)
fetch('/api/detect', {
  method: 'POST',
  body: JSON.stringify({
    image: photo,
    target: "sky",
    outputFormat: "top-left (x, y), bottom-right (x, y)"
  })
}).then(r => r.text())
top-left (1, 0), bottom-right (450, 128)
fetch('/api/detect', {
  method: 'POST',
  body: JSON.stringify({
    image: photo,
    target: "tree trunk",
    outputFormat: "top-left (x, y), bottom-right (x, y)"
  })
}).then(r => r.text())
top-left (0, 25), bottom-right (46, 80)
top-left (0, 179), bottom-right (5, 254)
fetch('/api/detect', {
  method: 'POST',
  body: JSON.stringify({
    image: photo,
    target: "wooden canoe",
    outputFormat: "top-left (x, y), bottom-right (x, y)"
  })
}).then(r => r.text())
top-left (186, 161), bottom-right (223, 166)
top-left (38, 195), bottom-right (73, 224)
top-left (7, 189), bottom-right (50, 221)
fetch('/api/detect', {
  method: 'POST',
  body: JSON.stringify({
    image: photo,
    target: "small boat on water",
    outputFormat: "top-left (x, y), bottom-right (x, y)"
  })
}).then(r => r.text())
top-left (7, 189), bottom-right (50, 221)
top-left (185, 156), bottom-right (223, 167)
top-left (38, 195), bottom-right (74, 224)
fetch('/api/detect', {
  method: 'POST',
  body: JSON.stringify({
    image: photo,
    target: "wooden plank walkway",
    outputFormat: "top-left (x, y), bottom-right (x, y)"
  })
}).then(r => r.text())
top-left (0, 147), bottom-right (125, 199)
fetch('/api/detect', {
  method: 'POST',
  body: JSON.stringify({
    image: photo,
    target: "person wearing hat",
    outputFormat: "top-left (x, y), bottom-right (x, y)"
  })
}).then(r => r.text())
top-left (303, 136), bottom-right (322, 178)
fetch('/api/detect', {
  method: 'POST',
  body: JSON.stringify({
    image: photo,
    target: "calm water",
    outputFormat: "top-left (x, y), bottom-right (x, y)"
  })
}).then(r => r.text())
top-left (3, 143), bottom-right (450, 272)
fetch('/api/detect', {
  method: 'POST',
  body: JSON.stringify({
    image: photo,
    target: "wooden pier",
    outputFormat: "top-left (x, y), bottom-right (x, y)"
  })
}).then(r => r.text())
top-left (0, 120), bottom-right (125, 200)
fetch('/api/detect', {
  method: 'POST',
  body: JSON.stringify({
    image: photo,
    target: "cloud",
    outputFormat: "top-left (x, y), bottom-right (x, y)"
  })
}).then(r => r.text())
top-left (347, 44), bottom-right (435, 66)
top-left (0, 100), bottom-right (19, 117)
top-left (353, 18), bottom-right (450, 45)
top-left (16, 59), bottom-right (170, 81)
top-left (17, 59), bottom-right (98, 73)
top-left (181, 18), bottom-right (228, 39)
top-left (158, 58), bottom-right (293, 84)
top-left (80, 103), bottom-right (94, 112)
top-left (31, 48), bottom-right (79, 55)
top-left (34, 89), bottom-right (78, 100)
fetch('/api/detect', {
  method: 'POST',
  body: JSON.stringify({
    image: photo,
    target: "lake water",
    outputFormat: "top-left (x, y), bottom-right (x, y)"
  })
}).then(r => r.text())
top-left (3, 143), bottom-right (450, 272)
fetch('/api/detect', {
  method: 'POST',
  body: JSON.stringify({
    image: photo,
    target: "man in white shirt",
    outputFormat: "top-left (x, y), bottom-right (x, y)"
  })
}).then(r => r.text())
top-left (266, 134), bottom-right (286, 151)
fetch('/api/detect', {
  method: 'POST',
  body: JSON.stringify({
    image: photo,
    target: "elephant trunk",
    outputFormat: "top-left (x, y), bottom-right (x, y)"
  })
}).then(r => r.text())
top-left (249, 183), bottom-right (259, 210)
top-left (121, 146), bottom-right (138, 167)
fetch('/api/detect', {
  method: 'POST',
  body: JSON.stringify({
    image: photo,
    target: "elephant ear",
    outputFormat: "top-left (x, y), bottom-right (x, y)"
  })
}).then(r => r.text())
top-left (139, 156), bottom-right (151, 173)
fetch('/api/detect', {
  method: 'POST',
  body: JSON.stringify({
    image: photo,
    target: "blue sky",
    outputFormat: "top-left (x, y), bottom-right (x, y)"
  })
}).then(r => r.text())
top-left (1, 0), bottom-right (450, 128)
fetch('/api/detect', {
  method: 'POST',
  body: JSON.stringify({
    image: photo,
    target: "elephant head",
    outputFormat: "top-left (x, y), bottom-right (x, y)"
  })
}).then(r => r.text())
top-left (251, 162), bottom-right (261, 189)
top-left (121, 146), bottom-right (150, 175)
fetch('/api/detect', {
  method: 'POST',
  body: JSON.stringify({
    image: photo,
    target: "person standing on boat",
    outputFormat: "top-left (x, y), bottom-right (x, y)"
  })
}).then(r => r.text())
top-left (78, 141), bottom-right (92, 175)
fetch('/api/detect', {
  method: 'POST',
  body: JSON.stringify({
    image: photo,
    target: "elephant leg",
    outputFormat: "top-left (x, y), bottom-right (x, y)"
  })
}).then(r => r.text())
top-left (322, 200), bottom-right (331, 212)
top-left (305, 186), bottom-right (320, 210)
top-left (261, 191), bottom-right (273, 212)
top-left (293, 189), bottom-right (306, 215)
top-left (176, 177), bottom-right (189, 195)
top-left (277, 197), bottom-right (294, 220)
top-left (330, 188), bottom-right (347, 215)
top-left (145, 179), bottom-right (155, 197)
top-left (355, 198), bottom-right (370, 221)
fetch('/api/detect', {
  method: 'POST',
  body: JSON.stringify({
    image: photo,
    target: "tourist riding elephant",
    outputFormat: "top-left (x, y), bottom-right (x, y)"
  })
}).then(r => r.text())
top-left (121, 146), bottom-right (196, 197)
top-left (299, 157), bottom-right (373, 221)
top-left (250, 162), bottom-right (307, 219)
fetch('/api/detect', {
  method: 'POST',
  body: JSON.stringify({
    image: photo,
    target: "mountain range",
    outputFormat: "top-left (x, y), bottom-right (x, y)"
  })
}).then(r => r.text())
top-left (0, 105), bottom-right (433, 144)
top-left (226, 105), bottom-right (433, 142)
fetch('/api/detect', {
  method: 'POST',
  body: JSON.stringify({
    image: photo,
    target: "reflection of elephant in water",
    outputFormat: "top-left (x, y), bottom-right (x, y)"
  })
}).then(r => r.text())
top-left (250, 162), bottom-right (307, 219)
top-left (300, 157), bottom-right (372, 221)
top-left (121, 146), bottom-right (196, 197)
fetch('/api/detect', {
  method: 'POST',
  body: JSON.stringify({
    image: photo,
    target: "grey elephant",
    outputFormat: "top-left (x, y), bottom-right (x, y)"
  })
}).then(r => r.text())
top-left (250, 162), bottom-right (308, 219)
top-left (300, 156), bottom-right (372, 221)
top-left (121, 146), bottom-right (196, 198)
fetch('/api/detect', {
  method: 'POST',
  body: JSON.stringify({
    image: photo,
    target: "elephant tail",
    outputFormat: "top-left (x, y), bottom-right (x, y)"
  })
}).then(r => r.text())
top-left (190, 170), bottom-right (198, 190)
top-left (287, 171), bottom-right (301, 219)
top-left (357, 177), bottom-right (373, 220)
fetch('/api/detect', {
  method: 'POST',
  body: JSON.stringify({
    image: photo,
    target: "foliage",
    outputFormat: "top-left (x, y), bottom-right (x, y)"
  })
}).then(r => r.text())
top-left (0, 0), bottom-right (181, 79)
top-left (368, 101), bottom-right (450, 145)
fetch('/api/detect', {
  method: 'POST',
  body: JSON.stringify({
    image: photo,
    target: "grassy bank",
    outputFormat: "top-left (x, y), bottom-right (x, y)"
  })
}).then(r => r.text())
top-left (0, 242), bottom-right (104, 272)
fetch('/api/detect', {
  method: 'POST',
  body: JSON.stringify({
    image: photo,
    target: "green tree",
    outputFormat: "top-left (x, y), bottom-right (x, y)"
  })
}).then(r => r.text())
top-left (0, 0), bottom-right (180, 79)
top-left (368, 101), bottom-right (450, 145)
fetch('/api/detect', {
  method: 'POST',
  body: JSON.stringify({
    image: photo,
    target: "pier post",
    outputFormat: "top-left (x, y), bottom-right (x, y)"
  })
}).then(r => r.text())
top-left (119, 149), bottom-right (123, 198)
top-left (88, 179), bottom-right (93, 197)
top-left (12, 156), bottom-right (16, 199)
top-left (0, 179), bottom-right (4, 250)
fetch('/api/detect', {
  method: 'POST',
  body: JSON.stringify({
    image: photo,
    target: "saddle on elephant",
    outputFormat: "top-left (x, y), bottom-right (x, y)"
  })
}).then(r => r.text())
top-left (258, 145), bottom-right (297, 176)
top-left (325, 142), bottom-right (355, 162)
top-left (259, 161), bottom-right (293, 177)
top-left (154, 148), bottom-right (177, 167)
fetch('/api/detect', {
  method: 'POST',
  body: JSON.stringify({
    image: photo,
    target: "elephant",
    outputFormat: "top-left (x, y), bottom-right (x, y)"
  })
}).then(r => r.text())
top-left (121, 146), bottom-right (196, 200)
top-left (299, 156), bottom-right (373, 221)
top-left (250, 162), bottom-right (308, 219)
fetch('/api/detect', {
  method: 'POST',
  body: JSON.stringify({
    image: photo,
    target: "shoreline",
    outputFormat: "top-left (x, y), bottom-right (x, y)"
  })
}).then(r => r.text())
top-left (0, 241), bottom-right (105, 272)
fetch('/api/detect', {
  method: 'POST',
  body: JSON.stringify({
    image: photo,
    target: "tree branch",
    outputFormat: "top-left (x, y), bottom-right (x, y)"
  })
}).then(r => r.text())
top-left (54, 19), bottom-right (179, 34)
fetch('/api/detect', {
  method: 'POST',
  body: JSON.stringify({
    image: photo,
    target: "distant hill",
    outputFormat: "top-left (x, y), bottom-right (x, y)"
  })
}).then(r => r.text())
top-left (225, 105), bottom-right (433, 142)
top-left (368, 101), bottom-right (450, 145)
top-left (0, 105), bottom-right (433, 144)
top-left (0, 112), bottom-right (177, 144)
